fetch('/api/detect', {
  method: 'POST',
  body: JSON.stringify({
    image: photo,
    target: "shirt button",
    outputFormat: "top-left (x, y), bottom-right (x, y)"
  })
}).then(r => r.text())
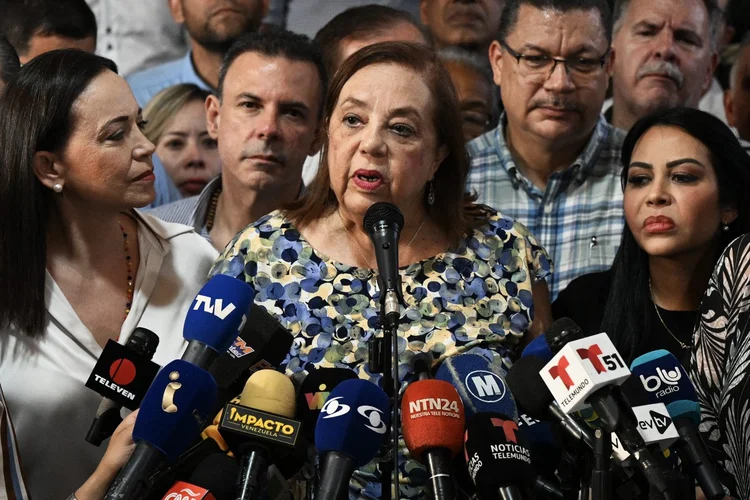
top-left (107, 44), bottom-right (113, 50)
top-left (105, 26), bottom-right (112, 34)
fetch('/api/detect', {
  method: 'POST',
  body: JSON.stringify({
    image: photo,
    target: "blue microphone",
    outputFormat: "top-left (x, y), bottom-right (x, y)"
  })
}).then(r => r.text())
top-left (105, 360), bottom-right (218, 499)
top-left (521, 334), bottom-right (554, 362)
top-left (182, 274), bottom-right (254, 369)
top-left (630, 350), bottom-right (724, 500)
top-left (314, 379), bottom-right (391, 500)
top-left (434, 354), bottom-right (517, 420)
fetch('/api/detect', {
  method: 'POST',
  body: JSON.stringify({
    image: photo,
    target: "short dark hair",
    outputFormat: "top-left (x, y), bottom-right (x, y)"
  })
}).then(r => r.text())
top-left (602, 107), bottom-right (750, 362)
top-left (217, 28), bottom-right (327, 121)
top-left (0, 0), bottom-right (97, 56)
top-left (0, 49), bottom-right (117, 337)
top-left (314, 5), bottom-right (431, 76)
top-left (613, 0), bottom-right (721, 50)
top-left (285, 42), bottom-right (485, 247)
top-left (498, 0), bottom-right (613, 45)
top-left (0, 36), bottom-right (20, 85)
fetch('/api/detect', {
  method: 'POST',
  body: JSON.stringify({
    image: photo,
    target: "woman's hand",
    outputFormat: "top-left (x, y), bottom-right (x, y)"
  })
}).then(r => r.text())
top-left (74, 409), bottom-right (138, 500)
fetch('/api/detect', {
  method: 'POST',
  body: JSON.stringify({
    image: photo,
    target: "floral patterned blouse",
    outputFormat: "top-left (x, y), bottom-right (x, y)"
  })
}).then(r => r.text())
top-left (210, 209), bottom-right (551, 499)
top-left (691, 233), bottom-right (750, 499)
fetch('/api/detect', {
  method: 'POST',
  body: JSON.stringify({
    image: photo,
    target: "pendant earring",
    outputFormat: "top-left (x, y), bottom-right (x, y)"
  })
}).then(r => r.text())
top-left (723, 221), bottom-right (730, 232)
top-left (427, 180), bottom-right (435, 205)
top-left (52, 183), bottom-right (63, 193)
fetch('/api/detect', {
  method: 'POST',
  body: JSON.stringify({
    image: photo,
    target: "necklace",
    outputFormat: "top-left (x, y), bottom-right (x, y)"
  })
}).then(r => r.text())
top-left (648, 279), bottom-right (690, 350)
top-left (338, 211), bottom-right (425, 269)
top-left (205, 187), bottom-right (222, 232)
top-left (120, 222), bottom-right (133, 319)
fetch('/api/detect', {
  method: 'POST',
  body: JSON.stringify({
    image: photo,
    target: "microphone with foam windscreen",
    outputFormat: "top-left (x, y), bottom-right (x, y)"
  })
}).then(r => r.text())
top-left (401, 379), bottom-right (465, 500)
top-left (105, 359), bottom-right (219, 500)
top-left (435, 354), bottom-right (517, 420)
top-left (465, 412), bottom-right (534, 500)
top-left (295, 367), bottom-right (358, 441)
top-left (207, 303), bottom-right (294, 412)
top-left (630, 350), bottom-right (725, 500)
top-left (159, 453), bottom-right (238, 500)
top-left (521, 334), bottom-right (554, 362)
top-left (85, 327), bottom-right (160, 445)
top-left (217, 369), bottom-right (301, 500)
top-left (315, 378), bottom-right (391, 500)
top-left (181, 274), bottom-right (254, 369)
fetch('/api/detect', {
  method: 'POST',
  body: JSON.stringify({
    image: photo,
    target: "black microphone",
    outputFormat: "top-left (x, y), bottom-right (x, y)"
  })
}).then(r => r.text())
top-left (158, 452), bottom-right (239, 500)
top-left (85, 327), bottom-right (160, 445)
top-left (363, 201), bottom-right (404, 330)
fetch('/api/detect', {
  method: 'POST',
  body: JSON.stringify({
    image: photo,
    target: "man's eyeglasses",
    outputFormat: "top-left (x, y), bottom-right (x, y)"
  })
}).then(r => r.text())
top-left (500, 40), bottom-right (609, 82)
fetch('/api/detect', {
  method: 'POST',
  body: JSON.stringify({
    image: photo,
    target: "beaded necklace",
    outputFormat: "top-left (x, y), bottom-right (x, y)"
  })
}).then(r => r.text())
top-left (120, 222), bottom-right (133, 318)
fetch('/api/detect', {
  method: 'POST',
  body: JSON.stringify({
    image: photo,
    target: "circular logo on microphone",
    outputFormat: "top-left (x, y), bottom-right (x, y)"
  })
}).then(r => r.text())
top-left (109, 358), bottom-right (137, 386)
top-left (465, 370), bottom-right (506, 403)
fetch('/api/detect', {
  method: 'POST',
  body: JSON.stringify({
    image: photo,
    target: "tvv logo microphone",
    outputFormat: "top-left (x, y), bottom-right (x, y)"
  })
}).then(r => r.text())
top-left (640, 367), bottom-right (681, 397)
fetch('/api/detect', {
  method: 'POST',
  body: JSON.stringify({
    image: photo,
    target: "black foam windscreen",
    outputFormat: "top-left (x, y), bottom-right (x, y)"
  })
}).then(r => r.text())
top-left (506, 356), bottom-right (554, 420)
top-left (464, 413), bottom-right (534, 497)
top-left (207, 303), bottom-right (294, 411)
top-left (363, 201), bottom-right (404, 236)
top-left (543, 318), bottom-right (585, 354)
top-left (189, 453), bottom-right (239, 500)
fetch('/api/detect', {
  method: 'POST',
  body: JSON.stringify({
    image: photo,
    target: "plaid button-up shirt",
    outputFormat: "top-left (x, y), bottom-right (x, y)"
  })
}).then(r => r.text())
top-left (466, 116), bottom-right (627, 300)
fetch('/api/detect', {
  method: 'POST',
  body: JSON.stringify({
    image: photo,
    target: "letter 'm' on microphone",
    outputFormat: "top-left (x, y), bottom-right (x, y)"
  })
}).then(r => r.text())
top-left (133, 360), bottom-right (218, 461)
top-left (435, 354), bottom-right (516, 420)
top-left (315, 379), bottom-right (391, 500)
top-left (540, 333), bottom-right (630, 413)
top-left (464, 413), bottom-right (534, 499)
top-left (183, 274), bottom-right (254, 355)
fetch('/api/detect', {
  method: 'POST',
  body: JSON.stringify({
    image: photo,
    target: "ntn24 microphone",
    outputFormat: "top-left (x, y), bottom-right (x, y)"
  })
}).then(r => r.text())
top-left (540, 333), bottom-right (630, 413)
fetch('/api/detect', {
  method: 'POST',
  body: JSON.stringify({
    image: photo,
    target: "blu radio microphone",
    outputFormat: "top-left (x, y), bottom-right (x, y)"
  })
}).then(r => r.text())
top-left (315, 378), bottom-right (391, 500)
top-left (631, 350), bottom-right (724, 500)
top-left (218, 369), bottom-right (301, 500)
top-left (402, 379), bottom-right (465, 500)
top-left (538, 319), bottom-right (673, 499)
top-left (435, 354), bottom-right (517, 420)
top-left (85, 327), bottom-right (160, 445)
top-left (182, 274), bottom-right (254, 369)
top-left (105, 360), bottom-right (219, 500)
top-left (465, 413), bottom-right (534, 500)
top-left (363, 202), bottom-right (404, 329)
top-left (295, 367), bottom-right (358, 441)
top-left (160, 452), bottom-right (239, 500)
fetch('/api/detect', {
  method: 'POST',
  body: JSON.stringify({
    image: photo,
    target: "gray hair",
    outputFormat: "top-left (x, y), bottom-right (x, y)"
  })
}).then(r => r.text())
top-left (729, 31), bottom-right (750, 89)
top-left (612, 0), bottom-right (723, 52)
top-left (437, 47), bottom-right (499, 121)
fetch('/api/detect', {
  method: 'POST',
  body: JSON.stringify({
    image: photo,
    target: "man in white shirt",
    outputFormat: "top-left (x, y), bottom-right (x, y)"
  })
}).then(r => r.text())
top-left (86, 0), bottom-right (187, 77)
top-left (725, 33), bottom-right (750, 141)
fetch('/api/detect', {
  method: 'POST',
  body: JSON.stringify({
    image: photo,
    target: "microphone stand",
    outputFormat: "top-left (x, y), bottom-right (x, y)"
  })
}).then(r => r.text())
top-left (591, 429), bottom-right (611, 500)
top-left (383, 290), bottom-right (401, 500)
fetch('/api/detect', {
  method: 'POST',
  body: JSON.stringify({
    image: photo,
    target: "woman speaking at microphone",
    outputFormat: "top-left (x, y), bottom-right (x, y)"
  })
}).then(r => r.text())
top-left (210, 41), bottom-right (553, 499)
top-left (553, 108), bottom-right (750, 367)
top-left (0, 50), bottom-right (217, 499)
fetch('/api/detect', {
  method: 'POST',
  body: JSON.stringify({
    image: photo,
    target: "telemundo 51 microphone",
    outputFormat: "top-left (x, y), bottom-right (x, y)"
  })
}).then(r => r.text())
top-left (538, 320), bottom-right (673, 499)
top-left (363, 201), bottom-right (404, 330)
top-left (85, 327), bottom-right (160, 445)
top-left (401, 379), bottom-right (465, 500)
top-left (630, 350), bottom-right (725, 500)
top-left (465, 412), bottom-right (534, 500)
top-left (182, 274), bottom-right (254, 369)
top-left (105, 359), bottom-right (219, 500)
top-left (315, 378), bottom-right (391, 500)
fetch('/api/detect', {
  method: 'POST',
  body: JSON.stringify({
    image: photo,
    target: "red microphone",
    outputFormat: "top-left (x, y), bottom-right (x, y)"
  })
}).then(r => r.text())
top-left (161, 482), bottom-right (215, 500)
top-left (401, 379), bottom-right (465, 500)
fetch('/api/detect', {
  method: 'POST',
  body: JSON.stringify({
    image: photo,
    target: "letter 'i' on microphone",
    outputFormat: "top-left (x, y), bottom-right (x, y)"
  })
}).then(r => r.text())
top-left (85, 327), bottom-right (160, 445)
top-left (630, 350), bottom-right (725, 500)
top-left (217, 369), bottom-right (301, 500)
top-left (314, 379), bottom-right (391, 500)
top-left (464, 413), bottom-right (534, 500)
top-left (182, 274), bottom-right (255, 369)
top-left (160, 453), bottom-right (239, 500)
top-left (401, 379), bottom-right (465, 500)
top-left (104, 360), bottom-right (218, 500)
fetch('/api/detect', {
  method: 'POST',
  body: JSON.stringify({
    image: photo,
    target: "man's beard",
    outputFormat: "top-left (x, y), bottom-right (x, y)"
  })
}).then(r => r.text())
top-left (186, 9), bottom-right (262, 54)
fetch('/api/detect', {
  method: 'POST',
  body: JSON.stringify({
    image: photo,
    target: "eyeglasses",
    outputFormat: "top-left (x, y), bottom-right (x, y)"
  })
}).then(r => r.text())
top-left (500, 40), bottom-right (609, 83)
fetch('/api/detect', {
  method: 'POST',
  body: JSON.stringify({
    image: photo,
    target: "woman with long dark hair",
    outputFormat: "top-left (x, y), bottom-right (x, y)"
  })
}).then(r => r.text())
top-left (0, 50), bottom-right (217, 498)
top-left (553, 107), bottom-right (750, 366)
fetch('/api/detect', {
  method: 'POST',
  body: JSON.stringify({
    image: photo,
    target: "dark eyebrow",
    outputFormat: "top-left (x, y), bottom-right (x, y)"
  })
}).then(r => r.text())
top-left (629, 161), bottom-right (652, 170)
top-left (163, 131), bottom-right (188, 138)
top-left (279, 100), bottom-right (311, 112)
top-left (519, 42), bottom-right (601, 57)
top-left (666, 158), bottom-right (705, 169)
top-left (632, 20), bottom-right (661, 32)
top-left (237, 92), bottom-right (261, 102)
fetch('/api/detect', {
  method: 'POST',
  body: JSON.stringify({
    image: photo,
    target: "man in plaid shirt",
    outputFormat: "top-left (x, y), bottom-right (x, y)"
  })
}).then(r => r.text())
top-left (467, 0), bottom-right (626, 300)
